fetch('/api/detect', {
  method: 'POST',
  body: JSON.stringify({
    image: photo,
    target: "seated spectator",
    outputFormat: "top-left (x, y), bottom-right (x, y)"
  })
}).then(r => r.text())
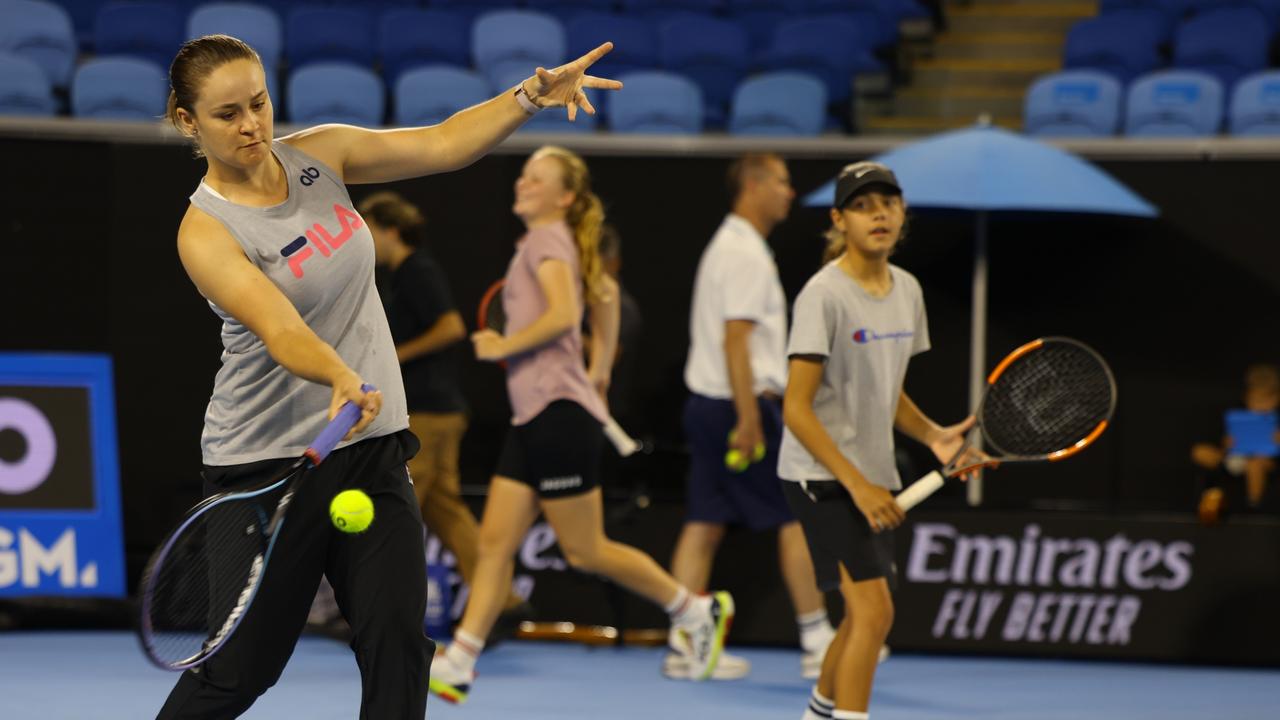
top-left (1193, 364), bottom-right (1280, 523)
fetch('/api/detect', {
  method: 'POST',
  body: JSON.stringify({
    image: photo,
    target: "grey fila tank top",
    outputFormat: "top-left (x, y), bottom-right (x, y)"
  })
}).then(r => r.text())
top-left (189, 140), bottom-right (407, 465)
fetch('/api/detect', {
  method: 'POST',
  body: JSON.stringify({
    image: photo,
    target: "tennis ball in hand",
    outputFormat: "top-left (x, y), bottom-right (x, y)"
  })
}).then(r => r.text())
top-left (330, 490), bottom-right (374, 533)
top-left (725, 432), bottom-right (767, 472)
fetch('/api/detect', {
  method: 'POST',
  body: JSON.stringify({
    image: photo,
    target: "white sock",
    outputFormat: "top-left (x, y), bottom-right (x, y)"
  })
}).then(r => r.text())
top-left (445, 629), bottom-right (484, 675)
top-left (801, 687), bottom-right (834, 719)
top-left (832, 711), bottom-right (869, 720)
top-left (665, 586), bottom-right (698, 626)
top-left (797, 609), bottom-right (835, 652)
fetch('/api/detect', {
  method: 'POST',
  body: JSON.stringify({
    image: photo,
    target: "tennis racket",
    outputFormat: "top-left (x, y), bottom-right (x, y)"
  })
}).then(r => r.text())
top-left (477, 279), bottom-right (644, 457)
top-left (896, 337), bottom-right (1116, 511)
top-left (137, 385), bottom-right (374, 670)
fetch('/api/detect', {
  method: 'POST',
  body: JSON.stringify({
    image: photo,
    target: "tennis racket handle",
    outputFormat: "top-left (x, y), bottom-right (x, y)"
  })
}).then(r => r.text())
top-left (603, 415), bottom-right (640, 457)
top-left (896, 470), bottom-right (946, 512)
top-left (309, 383), bottom-right (377, 464)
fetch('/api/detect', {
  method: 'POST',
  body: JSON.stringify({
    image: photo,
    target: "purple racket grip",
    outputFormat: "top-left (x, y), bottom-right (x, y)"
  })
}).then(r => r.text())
top-left (306, 383), bottom-right (376, 465)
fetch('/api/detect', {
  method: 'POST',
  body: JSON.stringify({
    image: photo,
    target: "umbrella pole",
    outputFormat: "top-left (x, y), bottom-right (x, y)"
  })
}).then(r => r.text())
top-left (967, 211), bottom-right (988, 507)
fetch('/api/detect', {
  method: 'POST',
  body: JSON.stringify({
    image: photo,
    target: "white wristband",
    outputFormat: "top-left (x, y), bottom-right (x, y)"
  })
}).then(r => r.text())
top-left (514, 86), bottom-right (541, 115)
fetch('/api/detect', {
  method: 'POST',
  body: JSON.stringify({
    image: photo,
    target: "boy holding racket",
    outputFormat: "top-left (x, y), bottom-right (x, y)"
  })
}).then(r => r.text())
top-left (779, 162), bottom-right (975, 720)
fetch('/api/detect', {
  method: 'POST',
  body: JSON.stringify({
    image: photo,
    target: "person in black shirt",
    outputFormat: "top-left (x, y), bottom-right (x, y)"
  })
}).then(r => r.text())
top-left (360, 191), bottom-right (527, 623)
top-left (597, 224), bottom-right (644, 430)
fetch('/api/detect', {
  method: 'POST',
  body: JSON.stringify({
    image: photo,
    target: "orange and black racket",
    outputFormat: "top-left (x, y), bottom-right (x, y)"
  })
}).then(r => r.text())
top-left (475, 279), bottom-right (645, 457)
top-left (897, 337), bottom-right (1116, 510)
top-left (476, 279), bottom-right (507, 338)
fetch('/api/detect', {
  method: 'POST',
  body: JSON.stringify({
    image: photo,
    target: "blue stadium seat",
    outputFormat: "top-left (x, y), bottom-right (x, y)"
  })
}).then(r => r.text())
top-left (188, 3), bottom-right (283, 69)
top-left (757, 16), bottom-right (881, 104)
top-left (432, 0), bottom-right (522, 22)
top-left (619, 0), bottom-right (725, 16)
top-left (287, 62), bottom-right (384, 127)
top-left (728, 71), bottom-right (827, 136)
top-left (1228, 70), bottom-right (1280, 135)
top-left (1124, 69), bottom-right (1224, 136)
top-left (1250, 0), bottom-right (1280, 28)
top-left (378, 9), bottom-right (470, 84)
top-left (285, 7), bottom-right (375, 72)
top-left (394, 65), bottom-right (490, 127)
top-left (608, 70), bottom-right (703, 134)
top-left (59, 0), bottom-right (107, 50)
top-left (1063, 15), bottom-right (1163, 84)
top-left (1172, 7), bottom-right (1271, 90)
top-left (1185, 0), bottom-right (1280, 27)
top-left (725, 0), bottom-right (787, 49)
top-left (1094, 6), bottom-right (1175, 42)
top-left (473, 10), bottom-right (566, 92)
top-left (660, 15), bottom-right (749, 128)
top-left (804, 1), bottom-right (899, 48)
top-left (566, 13), bottom-right (659, 80)
top-left (0, 52), bottom-right (57, 116)
top-left (0, 0), bottom-right (77, 88)
top-left (525, 0), bottom-right (618, 23)
top-left (1023, 70), bottom-right (1123, 137)
top-left (94, 1), bottom-right (184, 68)
top-left (71, 56), bottom-right (167, 119)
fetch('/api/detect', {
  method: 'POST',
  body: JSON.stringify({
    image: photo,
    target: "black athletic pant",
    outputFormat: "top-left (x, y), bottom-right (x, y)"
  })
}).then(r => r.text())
top-left (156, 429), bottom-right (434, 720)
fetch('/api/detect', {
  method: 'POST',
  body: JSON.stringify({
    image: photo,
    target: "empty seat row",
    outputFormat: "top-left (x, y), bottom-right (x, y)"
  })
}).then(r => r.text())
top-left (4, 0), bottom-right (885, 127)
top-left (0, 51), bottom-right (831, 136)
top-left (1024, 68), bottom-right (1280, 137)
top-left (1066, 6), bottom-right (1276, 89)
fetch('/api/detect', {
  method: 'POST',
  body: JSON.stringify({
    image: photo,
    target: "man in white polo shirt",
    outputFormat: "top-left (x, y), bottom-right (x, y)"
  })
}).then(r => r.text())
top-left (665, 153), bottom-right (834, 680)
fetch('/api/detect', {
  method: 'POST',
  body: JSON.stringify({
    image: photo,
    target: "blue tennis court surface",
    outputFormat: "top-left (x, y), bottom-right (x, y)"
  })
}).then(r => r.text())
top-left (3, 632), bottom-right (1277, 719)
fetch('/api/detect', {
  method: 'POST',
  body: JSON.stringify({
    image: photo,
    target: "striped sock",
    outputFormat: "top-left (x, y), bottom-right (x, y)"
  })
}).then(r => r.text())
top-left (797, 609), bottom-right (835, 653)
top-left (445, 630), bottom-right (484, 675)
top-left (801, 687), bottom-right (834, 719)
top-left (832, 711), bottom-right (869, 720)
top-left (664, 587), bottom-right (695, 625)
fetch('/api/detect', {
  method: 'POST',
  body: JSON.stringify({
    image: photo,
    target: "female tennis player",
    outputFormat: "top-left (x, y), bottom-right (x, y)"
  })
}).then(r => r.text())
top-left (156, 34), bottom-right (620, 719)
top-left (778, 162), bottom-right (977, 720)
top-left (428, 146), bottom-right (734, 704)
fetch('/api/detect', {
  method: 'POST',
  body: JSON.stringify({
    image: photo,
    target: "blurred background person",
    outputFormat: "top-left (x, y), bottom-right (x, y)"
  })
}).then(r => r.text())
top-left (1193, 363), bottom-right (1280, 523)
top-left (672, 153), bottom-right (833, 681)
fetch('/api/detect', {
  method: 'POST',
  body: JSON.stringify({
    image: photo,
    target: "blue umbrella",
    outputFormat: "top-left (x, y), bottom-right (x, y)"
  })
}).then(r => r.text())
top-left (803, 124), bottom-right (1158, 505)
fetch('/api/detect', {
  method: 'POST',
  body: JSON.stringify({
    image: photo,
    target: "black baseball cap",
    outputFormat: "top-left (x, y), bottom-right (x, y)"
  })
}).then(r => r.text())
top-left (834, 161), bottom-right (902, 209)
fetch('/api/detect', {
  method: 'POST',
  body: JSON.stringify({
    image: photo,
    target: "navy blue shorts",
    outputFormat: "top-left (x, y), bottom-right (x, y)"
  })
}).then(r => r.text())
top-left (682, 393), bottom-right (795, 531)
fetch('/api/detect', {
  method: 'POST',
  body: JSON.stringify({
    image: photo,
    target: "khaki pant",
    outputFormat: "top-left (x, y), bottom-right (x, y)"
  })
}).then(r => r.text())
top-left (407, 411), bottom-right (522, 611)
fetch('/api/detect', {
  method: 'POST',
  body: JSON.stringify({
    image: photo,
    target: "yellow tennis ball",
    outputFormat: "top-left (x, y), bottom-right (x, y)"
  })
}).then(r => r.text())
top-left (752, 442), bottom-right (766, 462)
top-left (330, 490), bottom-right (374, 534)
top-left (725, 449), bottom-right (750, 472)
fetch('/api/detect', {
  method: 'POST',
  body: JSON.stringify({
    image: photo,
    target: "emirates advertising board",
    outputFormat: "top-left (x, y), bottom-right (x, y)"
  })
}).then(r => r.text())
top-left (891, 512), bottom-right (1280, 664)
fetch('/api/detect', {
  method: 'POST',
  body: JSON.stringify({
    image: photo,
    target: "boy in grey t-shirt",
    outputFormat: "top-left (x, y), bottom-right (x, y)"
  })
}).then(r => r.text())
top-left (777, 261), bottom-right (930, 490)
top-left (779, 162), bottom-right (977, 720)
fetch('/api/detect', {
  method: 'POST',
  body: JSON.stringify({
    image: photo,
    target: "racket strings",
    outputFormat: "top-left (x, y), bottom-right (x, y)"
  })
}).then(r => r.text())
top-left (981, 342), bottom-right (1115, 456)
top-left (485, 296), bottom-right (506, 332)
top-left (144, 499), bottom-right (270, 666)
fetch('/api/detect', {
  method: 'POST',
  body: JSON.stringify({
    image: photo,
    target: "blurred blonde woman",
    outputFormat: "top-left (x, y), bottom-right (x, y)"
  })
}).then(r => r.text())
top-left (429, 147), bottom-right (734, 704)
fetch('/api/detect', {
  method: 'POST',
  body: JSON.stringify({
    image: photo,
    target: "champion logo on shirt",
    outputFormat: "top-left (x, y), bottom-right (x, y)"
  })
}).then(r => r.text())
top-left (278, 203), bottom-right (363, 279)
top-left (852, 328), bottom-right (914, 344)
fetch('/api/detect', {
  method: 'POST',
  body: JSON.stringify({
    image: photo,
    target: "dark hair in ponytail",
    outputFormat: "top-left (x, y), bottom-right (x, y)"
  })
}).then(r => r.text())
top-left (167, 35), bottom-right (263, 156)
